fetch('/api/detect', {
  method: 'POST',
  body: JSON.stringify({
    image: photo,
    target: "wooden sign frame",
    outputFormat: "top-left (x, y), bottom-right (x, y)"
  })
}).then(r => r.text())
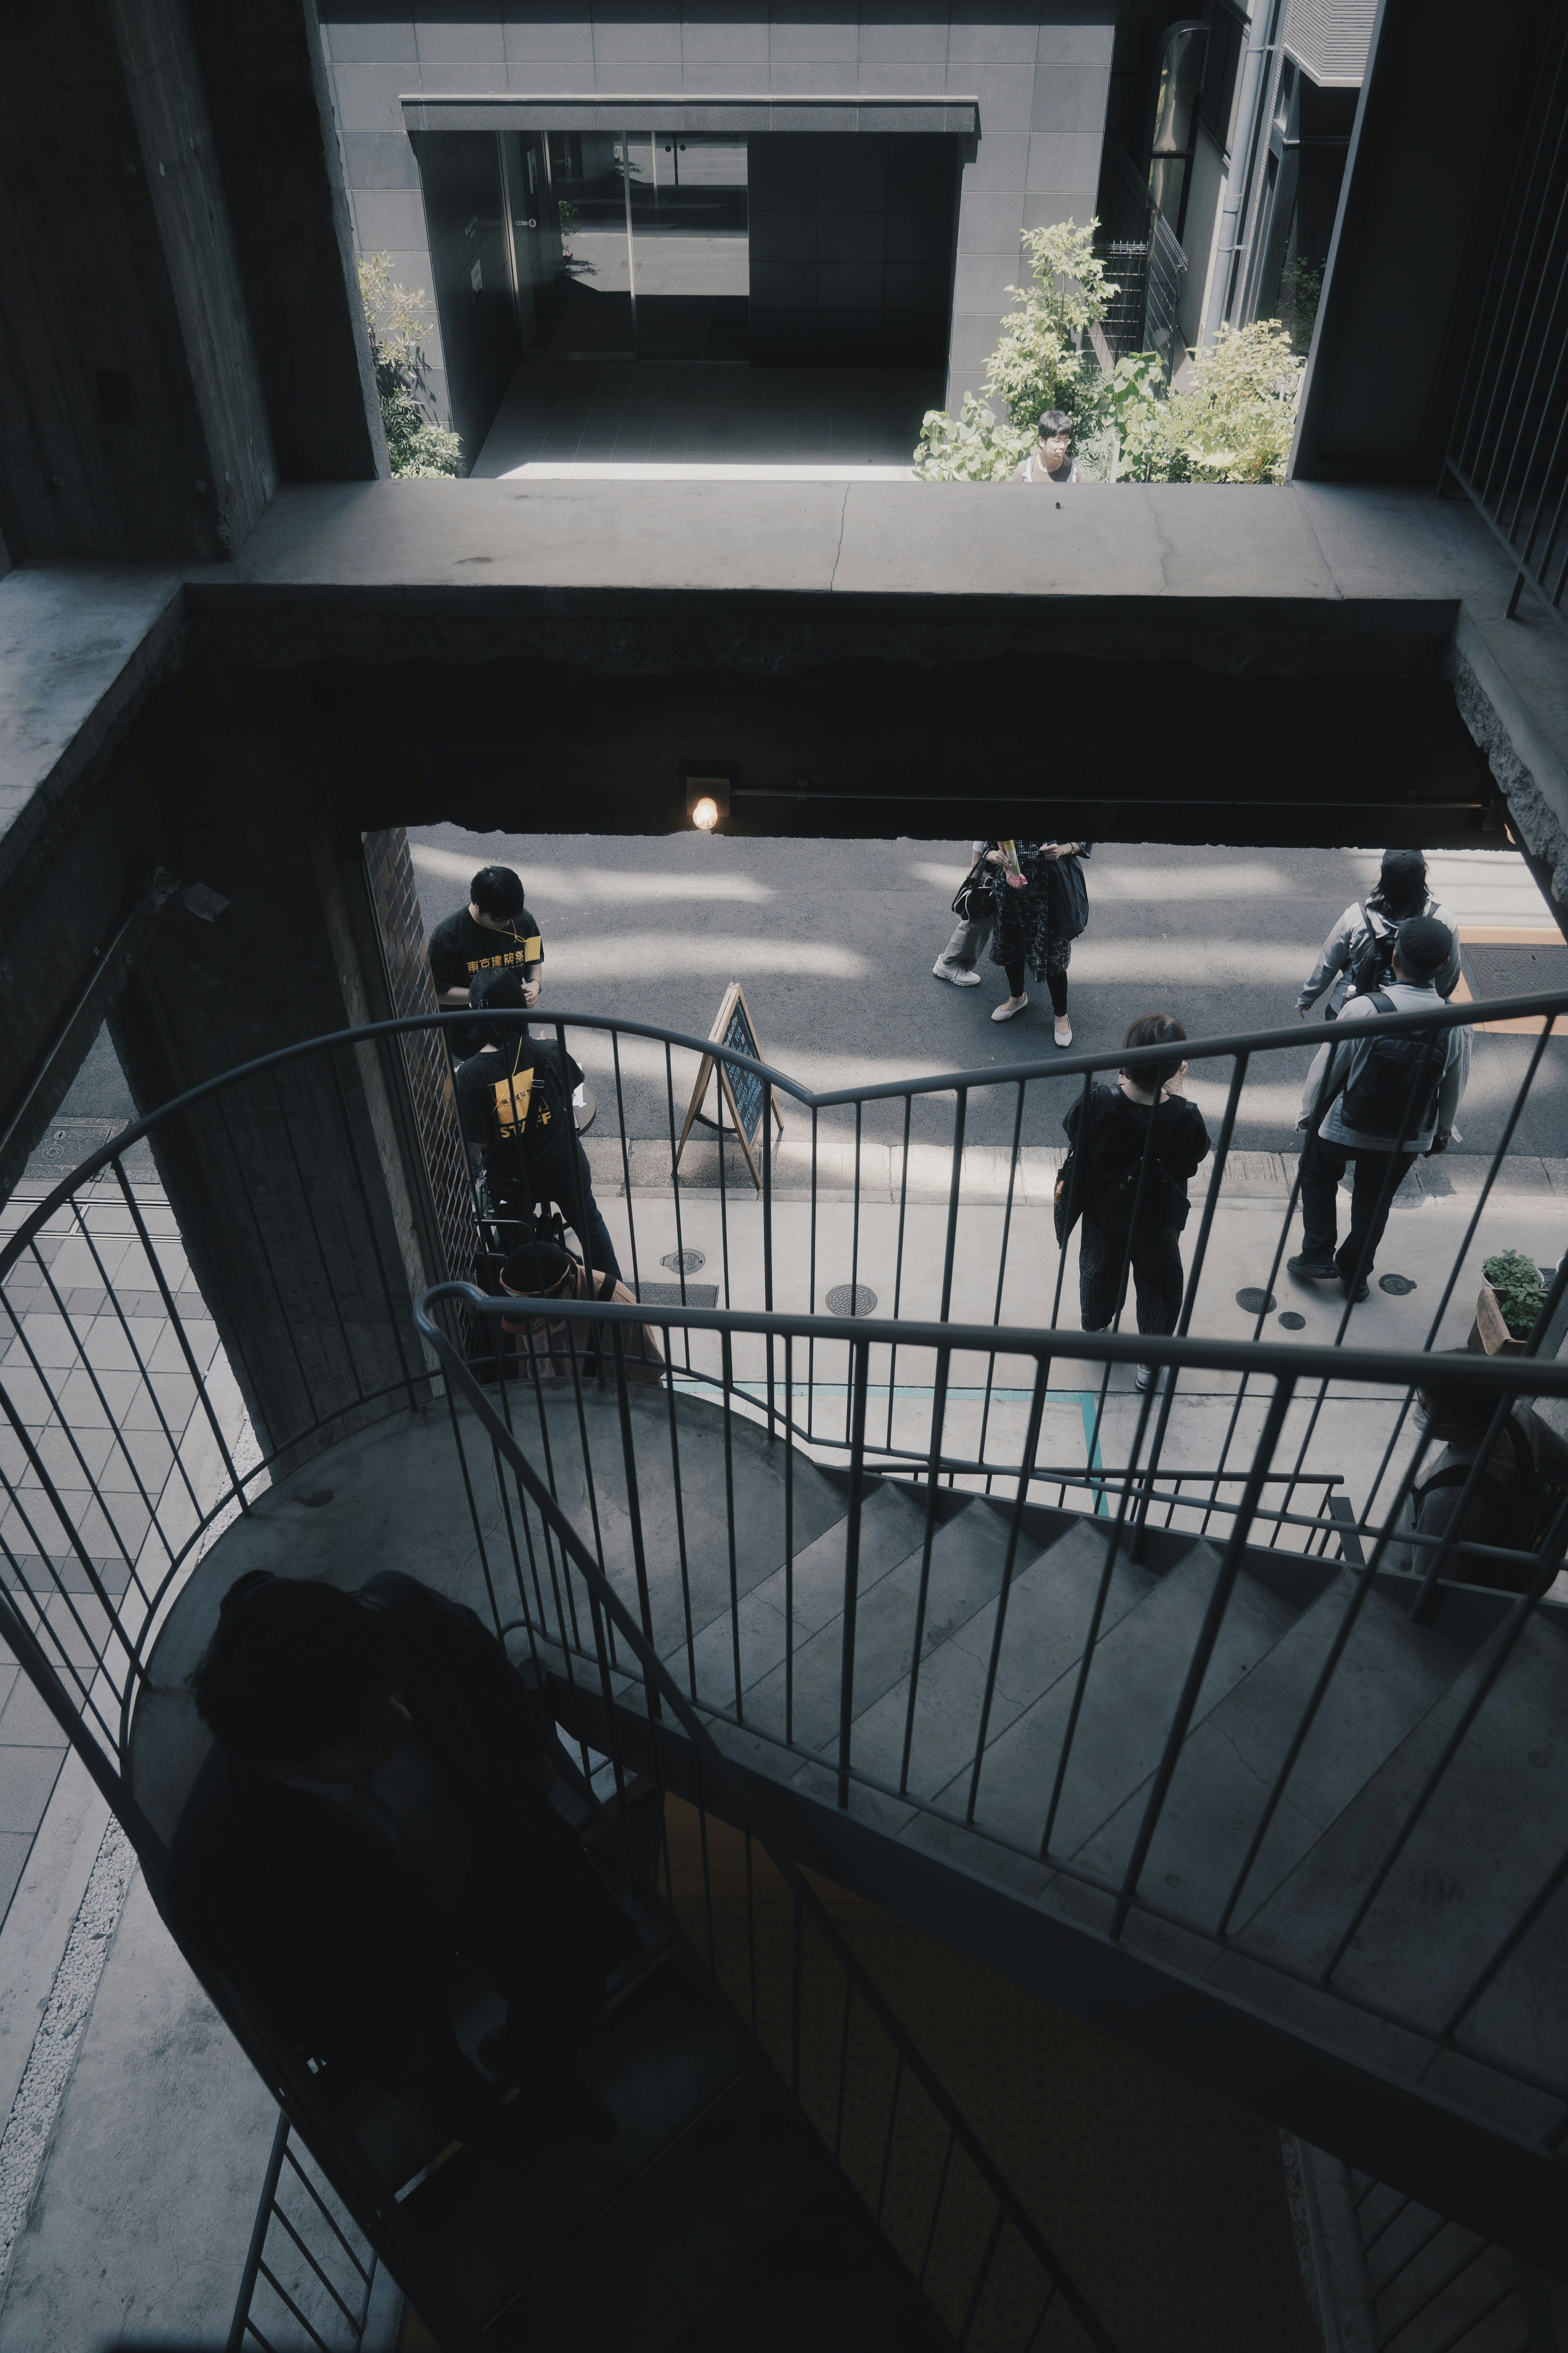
top-left (673, 981), bottom-right (785, 1189)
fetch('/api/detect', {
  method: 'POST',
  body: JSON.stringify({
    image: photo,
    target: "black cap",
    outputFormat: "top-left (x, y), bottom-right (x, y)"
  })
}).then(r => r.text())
top-left (499, 1238), bottom-right (575, 1296)
top-left (1381, 848), bottom-right (1427, 886)
top-left (1396, 914), bottom-right (1451, 978)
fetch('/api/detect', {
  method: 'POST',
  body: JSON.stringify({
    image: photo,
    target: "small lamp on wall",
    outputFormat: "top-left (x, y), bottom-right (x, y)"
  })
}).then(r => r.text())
top-left (686, 775), bottom-right (731, 832)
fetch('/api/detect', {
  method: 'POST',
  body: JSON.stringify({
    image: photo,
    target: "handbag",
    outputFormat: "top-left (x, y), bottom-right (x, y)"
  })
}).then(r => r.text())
top-left (951, 852), bottom-right (991, 923)
top-left (1053, 1149), bottom-right (1084, 1247)
top-left (1046, 851), bottom-right (1089, 939)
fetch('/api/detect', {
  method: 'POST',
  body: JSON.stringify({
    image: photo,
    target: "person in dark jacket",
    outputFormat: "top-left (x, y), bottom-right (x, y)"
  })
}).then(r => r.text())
top-left (1065, 1012), bottom-right (1211, 1393)
top-left (984, 838), bottom-right (1091, 1046)
top-left (454, 968), bottom-right (621, 1283)
top-left (169, 1570), bottom-right (639, 2165)
top-left (428, 863), bottom-right (546, 1060)
top-left (1388, 1362), bottom-right (1568, 1591)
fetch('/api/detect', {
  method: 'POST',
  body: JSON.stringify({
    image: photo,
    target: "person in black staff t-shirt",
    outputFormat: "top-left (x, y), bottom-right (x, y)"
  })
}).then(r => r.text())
top-left (454, 969), bottom-right (621, 1285)
top-left (428, 864), bottom-right (545, 1060)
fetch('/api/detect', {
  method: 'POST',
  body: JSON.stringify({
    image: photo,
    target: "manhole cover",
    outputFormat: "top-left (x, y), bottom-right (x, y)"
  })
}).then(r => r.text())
top-left (1379, 1273), bottom-right (1417, 1295)
top-left (1236, 1288), bottom-right (1276, 1315)
top-left (661, 1248), bottom-right (706, 1274)
top-left (1277, 1311), bottom-right (1306, 1330)
top-left (825, 1283), bottom-right (878, 1317)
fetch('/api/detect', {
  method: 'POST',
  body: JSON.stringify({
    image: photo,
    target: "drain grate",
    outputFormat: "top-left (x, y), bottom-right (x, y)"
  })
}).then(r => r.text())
top-left (1379, 1272), bottom-right (1417, 1295)
top-left (825, 1283), bottom-right (878, 1317)
top-left (1277, 1311), bottom-right (1306, 1330)
top-left (660, 1248), bottom-right (706, 1274)
top-left (1236, 1287), bottom-right (1276, 1315)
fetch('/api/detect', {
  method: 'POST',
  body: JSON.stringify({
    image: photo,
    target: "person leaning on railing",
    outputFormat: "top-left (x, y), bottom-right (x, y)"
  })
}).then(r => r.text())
top-left (1289, 917), bottom-right (1471, 1305)
top-left (169, 1570), bottom-right (639, 2166)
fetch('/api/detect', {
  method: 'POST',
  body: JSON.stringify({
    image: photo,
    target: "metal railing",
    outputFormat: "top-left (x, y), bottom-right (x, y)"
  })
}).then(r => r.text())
top-left (228, 2114), bottom-right (381, 2353)
top-left (1443, 1), bottom-right (1568, 629)
top-left (2, 990), bottom-right (1567, 2310)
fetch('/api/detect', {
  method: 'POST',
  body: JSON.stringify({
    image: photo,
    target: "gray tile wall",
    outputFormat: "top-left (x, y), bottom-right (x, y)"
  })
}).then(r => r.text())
top-left (321, 4), bottom-right (1114, 414)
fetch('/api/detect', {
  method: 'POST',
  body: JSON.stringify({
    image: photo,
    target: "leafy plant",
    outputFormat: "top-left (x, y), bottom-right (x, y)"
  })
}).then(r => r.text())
top-left (1482, 1250), bottom-right (1547, 1340)
top-left (1115, 320), bottom-right (1305, 484)
top-left (914, 219), bottom-right (1117, 481)
top-left (558, 197), bottom-right (578, 239)
top-left (357, 252), bottom-right (463, 480)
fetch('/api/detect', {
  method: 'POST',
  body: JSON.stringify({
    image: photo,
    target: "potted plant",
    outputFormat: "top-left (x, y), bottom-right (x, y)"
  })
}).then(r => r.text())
top-left (1472, 1250), bottom-right (1547, 1356)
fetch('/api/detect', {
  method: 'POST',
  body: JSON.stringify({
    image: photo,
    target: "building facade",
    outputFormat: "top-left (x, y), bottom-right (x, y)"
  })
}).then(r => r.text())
top-left (319, 2), bottom-right (1116, 462)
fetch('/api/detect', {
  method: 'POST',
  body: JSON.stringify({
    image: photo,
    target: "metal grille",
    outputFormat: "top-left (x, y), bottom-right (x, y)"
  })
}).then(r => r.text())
top-left (1094, 139), bottom-right (1189, 372)
top-left (1443, 5), bottom-right (1568, 631)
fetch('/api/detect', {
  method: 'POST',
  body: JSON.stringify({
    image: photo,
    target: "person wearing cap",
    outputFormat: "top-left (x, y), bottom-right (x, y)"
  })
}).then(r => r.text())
top-left (454, 970), bottom-right (621, 1285)
top-left (428, 864), bottom-right (546, 1059)
top-left (1018, 409), bottom-right (1078, 485)
top-left (1298, 850), bottom-right (1460, 1020)
top-left (1290, 917), bottom-right (1471, 1301)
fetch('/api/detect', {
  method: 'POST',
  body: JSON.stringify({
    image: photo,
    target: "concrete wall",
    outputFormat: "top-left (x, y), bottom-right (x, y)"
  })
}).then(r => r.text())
top-left (748, 132), bottom-right (957, 364)
top-left (319, 2), bottom-right (1115, 428)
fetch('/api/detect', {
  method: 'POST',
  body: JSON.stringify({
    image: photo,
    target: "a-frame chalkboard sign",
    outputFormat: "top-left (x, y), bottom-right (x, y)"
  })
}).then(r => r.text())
top-left (673, 981), bottom-right (785, 1189)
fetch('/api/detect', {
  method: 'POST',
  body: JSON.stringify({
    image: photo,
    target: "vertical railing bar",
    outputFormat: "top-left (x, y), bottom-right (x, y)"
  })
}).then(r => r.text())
top-left (831, 1972), bottom-right (853, 2163)
top-left (1131, 1052), bottom-right (1246, 1561)
top-left (3, 1275), bottom-right (152, 1599)
top-left (784, 1332), bottom-right (796, 1746)
top-left (836, 1336), bottom-right (872, 1806)
top-left (762, 1078), bottom-right (776, 1443)
top-left (875, 2047), bottom-right (904, 2225)
top-left (897, 1344), bottom-right (952, 1798)
top-left (664, 1040), bottom-right (695, 1380)
top-left (885, 1092), bottom-right (913, 1454)
top-left (1110, 1375), bottom-right (1297, 1936)
top-left (976, 1082), bottom-right (1027, 1489)
top-left (610, 1029), bottom-right (639, 1303)
top-left (1437, 1836), bottom-right (1568, 2041)
top-left (965, 1356), bottom-right (1049, 1823)
top-left (957, 2203), bottom-right (1009, 2351)
top-left (88, 1169), bottom-right (217, 1525)
top-left (846, 1100), bottom-right (864, 1449)
top-left (721, 1329), bottom-right (744, 1721)
top-left (808, 1104), bottom-right (820, 1442)
top-left (918, 2132), bottom-right (956, 2289)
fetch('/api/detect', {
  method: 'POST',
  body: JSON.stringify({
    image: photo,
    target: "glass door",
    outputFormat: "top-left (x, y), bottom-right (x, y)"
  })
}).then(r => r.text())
top-left (538, 130), bottom-right (748, 360)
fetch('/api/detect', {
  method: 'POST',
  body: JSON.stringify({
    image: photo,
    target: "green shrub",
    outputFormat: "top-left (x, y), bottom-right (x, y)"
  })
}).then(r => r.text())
top-left (1115, 320), bottom-right (1304, 484)
top-left (357, 252), bottom-right (463, 479)
top-left (914, 220), bottom-right (1116, 481)
top-left (1482, 1249), bottom-right (1547, 1340)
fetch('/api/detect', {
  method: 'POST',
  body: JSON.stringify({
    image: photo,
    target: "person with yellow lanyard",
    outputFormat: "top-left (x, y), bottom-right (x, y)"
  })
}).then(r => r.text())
top-left (428, 864), bottom-right (545, 1059)
top-left (453, 969), bottom-right (621, 1286)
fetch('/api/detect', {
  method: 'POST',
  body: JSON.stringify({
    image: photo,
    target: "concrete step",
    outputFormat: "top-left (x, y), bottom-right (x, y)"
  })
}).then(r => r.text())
top-left (842, 1517), bottom-right (1160, 1805)
top-left (681, 1480), bottom-right (932, 1710)
top-left (949, 1537), bottom-right (1298, 1860)
top-left (1232, 1613), bottom-right (1568, 2097)
top-left (508, 1388), bottom-right (845, 1663)
top-left (734, 1498), bottom-right (1027, 1755)
top-left (1356, 2182), bottom-right (1523, 2353)
top-left (1066, 1572), bottom-right (1465, 1934)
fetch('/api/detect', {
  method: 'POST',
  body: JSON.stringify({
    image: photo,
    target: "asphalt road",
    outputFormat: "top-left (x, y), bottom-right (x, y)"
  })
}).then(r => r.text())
top-left (406, 828), bottom-right (1568, 1162)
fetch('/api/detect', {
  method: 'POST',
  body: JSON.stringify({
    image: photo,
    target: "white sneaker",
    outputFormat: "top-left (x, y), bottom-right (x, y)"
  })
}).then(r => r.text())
top-left (991, 994), bottom-right (1029, 1021)
top-left (1054, 1015), bottom-right (1073, 1047)
top-left (933, 958), bottom-right (982, 986)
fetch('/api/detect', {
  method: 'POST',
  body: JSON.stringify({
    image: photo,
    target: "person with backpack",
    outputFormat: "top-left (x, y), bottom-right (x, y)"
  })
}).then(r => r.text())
top-left (454, 968), bottom-right (621, 1285)
top-left (1298, 848), bottom-right (1461, 1019)
top-left (1390, 1361), bottom-right (1568, 1592)
top-left (1289, 916), bottom-right (1471, 1302)
top-left (1061, 1013), bottom-right (1211, 1393)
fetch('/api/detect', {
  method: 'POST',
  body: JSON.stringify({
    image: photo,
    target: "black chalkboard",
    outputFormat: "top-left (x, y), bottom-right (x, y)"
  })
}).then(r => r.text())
top-left (673, 981), bottom-right (784, 1188)
top-left (719, 995), bottom-right (766, 1144)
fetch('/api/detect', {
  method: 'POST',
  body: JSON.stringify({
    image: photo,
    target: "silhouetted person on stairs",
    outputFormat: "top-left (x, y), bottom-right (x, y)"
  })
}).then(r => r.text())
top-left (171, 1570), bottom-right (638, 2166)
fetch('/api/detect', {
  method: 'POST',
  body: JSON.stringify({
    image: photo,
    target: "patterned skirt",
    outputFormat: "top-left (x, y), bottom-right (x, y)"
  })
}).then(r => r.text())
top-left (987, 873), bottom-right (1071, 982)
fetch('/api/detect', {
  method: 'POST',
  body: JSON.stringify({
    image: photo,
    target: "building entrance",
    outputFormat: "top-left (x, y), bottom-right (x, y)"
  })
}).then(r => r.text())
top-left (536, 131), bottom-right (751, 361)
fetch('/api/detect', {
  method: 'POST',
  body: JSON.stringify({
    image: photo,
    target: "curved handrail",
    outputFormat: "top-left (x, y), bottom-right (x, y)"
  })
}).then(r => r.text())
top-left (5, 988), bottom-right (1566, 1278)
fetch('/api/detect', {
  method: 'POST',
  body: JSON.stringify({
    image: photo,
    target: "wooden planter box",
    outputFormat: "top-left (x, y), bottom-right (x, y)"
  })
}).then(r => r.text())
top-left (1468, 1281), bottom-right (1528, 1356)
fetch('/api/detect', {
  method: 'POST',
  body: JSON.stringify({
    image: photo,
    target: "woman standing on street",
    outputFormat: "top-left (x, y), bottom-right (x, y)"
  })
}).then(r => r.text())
top-left (985, 838), bottom-right (1091, 1046)
top-left (1063, 1013), bottom-right (1211, 1393)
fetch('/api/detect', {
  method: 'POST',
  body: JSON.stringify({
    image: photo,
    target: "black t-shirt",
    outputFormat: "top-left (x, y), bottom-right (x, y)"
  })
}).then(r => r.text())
top-left (428, 907), bottom-right (545, 1059)
top-left (1064, 1085), bottom-right (1211, 1232)
top-left (454, 1035), bottom-right (581, 1200)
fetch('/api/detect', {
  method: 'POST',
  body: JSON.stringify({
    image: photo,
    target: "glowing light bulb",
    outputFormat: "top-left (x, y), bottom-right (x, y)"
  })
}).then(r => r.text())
top-left (691, 796), bottom-right (719, 832)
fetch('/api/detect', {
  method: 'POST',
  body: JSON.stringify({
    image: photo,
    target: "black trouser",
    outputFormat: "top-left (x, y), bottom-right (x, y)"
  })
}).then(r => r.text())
top-left (1299, 1133), bottom-right (1417, 1280)
top-left (1004, 959), bottom-right (1068, 1014)
top-left (1078, 1214), bottom-right (1184, 1338)
top-left (492, 1142), bottom-right (621, 1282)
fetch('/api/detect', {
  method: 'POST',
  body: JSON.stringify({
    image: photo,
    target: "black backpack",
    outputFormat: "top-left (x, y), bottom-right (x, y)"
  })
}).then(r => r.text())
top-left (1339, 991), bottom-right (1445, 1139)
top-left (1347, 902), bottom-right (1461, 1001)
